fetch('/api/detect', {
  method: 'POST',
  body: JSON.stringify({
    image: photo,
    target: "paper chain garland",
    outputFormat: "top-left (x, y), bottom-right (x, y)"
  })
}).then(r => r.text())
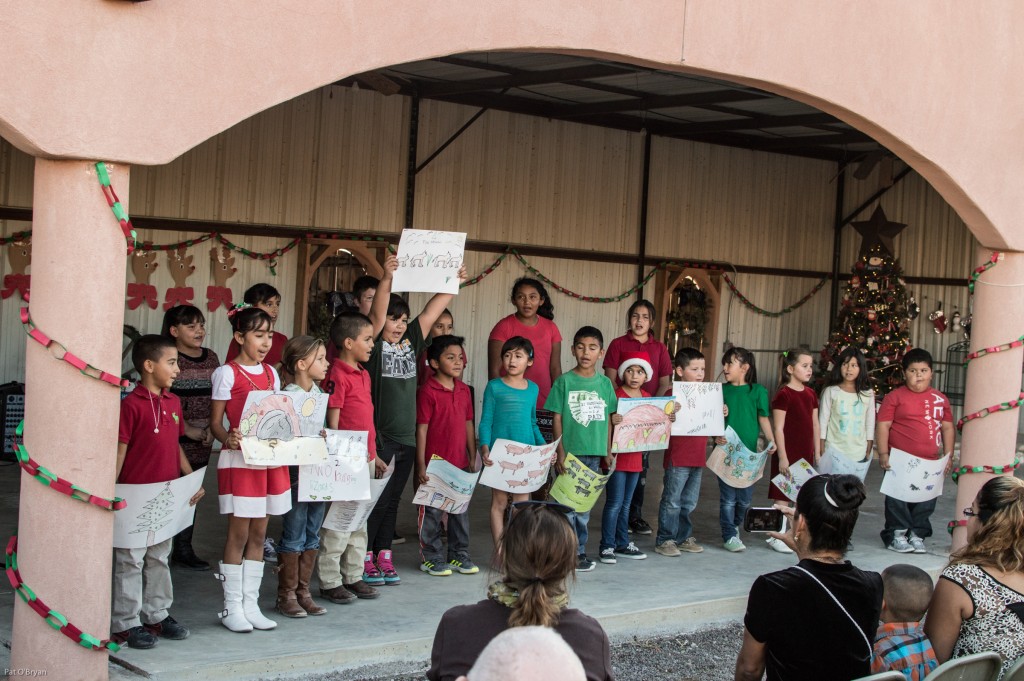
top-left (963, 335), bottom-right (1024, 366)
top-left (95, 162), bottom-right (138, 255)
top-left (510, 250), bottom-right (663, 303)
top-left (951, 458), bottom-right (1021, 484)
top-left (722, 273), bottom-right (828, 317)
top-left (20, 307), bottom-right (129, 388)
top-left (967, 251), bottom-right (1000, 294)
top-left (0, 230), bottom-right (31, 246)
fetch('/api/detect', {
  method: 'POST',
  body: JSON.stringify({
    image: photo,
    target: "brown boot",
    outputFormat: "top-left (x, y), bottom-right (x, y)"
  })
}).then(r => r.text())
top-left (343, 579), bottom-right (381, 600)
top-left (275, 552), bottom-right (306, 618)
top-left (297, 549), bottom-right (328, 614)
top-left (318, 584), bottom-right (356, 605)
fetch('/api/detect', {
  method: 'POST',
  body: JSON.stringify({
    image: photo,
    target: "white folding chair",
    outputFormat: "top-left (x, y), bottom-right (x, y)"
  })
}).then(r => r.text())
top-left (1002, 655), bottom-right (1024, 681)
top-left (924, 651), bottom-right (1002, 681)
top-left (853, 672), bottom-right (906, 681)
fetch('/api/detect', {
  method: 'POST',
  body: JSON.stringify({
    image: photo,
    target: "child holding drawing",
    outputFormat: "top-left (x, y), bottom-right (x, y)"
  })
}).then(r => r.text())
top-left (415, 335), bottom-right (478, 576)
top-left (545, 326), bottom-right (618, 573)
top-left (599, 351), bottom-right (654, 564)
top-left (479, 336), bottom-right (546, 549)
top-left (819, 347), bottom-right (875, 475)
top-left (210, 305), bottom-right (289, 633)
top-left (112, 335), bottom-right (205, 649)
top-left (717, 347), bottom-right (775, 553)
top-left (275, 336), bottom-right (330, 618)
top-left (318, 312), bottom-right (383, 598)
top-left (767, 347), bottom-right (820, 554)
top-left (876, 349), bottom-right (954, 554)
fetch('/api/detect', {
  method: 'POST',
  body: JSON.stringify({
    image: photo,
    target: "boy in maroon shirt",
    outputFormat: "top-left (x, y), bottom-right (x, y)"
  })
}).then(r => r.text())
top-left (113, 335), bottom-right (205, 649)
top-left (415, 335), bottom-right (477, 577)
top-left (877, 348), bottom-right (955, 553)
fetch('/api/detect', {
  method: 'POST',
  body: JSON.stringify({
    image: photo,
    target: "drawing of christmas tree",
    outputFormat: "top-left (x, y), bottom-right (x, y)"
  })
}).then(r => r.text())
top-left (130, 482), bottom-right (176, 546)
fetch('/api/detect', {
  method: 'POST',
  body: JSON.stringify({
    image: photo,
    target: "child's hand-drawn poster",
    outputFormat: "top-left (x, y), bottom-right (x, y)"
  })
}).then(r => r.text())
top-left (817, 443), bottom-right (872, 481)
top-left (114, 468), bottom-right (206, 549)
top-left (707, 426), bottom-right (772, 489)
top-left (479, 437), bottom-right (560, 494)
top-left (298, 430), bottom-right (371, 502)
top-left (880, 447), bottom-right (949, 503)
top-left (321, 459), bottom-right (394, 534)
top-left (391, 229), bottom-right (467, 295)
top-left (412, 456), bottom-right (480, 514)
top-left (549, 453), bottom-right (615, 513)
top-left (671, 382), bottom-right (725, 436)
top-left (238, 390), bottom-right (329, 466)
top-left (771, 459), bottom-right (819, 502)
top-left (612, 398), bottom-right (673, 452)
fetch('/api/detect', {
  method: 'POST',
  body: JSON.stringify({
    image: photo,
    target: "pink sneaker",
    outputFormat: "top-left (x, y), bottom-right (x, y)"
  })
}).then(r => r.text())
top-left (362, 552), bottom-right (385, 586)
top-left (376, 549), bottom-right (400, 585)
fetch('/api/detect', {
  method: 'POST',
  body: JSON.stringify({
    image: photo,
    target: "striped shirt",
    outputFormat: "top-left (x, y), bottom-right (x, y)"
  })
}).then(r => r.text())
top-left (871, 621), bottom-right (939, 681)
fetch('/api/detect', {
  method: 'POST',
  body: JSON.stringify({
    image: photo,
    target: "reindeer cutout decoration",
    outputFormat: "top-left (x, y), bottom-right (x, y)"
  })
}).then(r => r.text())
top-left (163, 246), bottom-right (196, 310)
top-left (1, 238), bottom-right (31, 301)
top-left (206, 245), bottom-right (236, 311)
top-left (126, 243), bottom-right (159, 310)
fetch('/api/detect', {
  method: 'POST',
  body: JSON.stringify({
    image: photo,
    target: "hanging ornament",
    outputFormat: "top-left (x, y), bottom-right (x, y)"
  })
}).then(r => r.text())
top-left (867, 309), bottom-right (877, 321)
top-left (851, 275), bottom-right (861, 288)
top-left (867, 256), bottom-right (884, 268)
top-left (950, 310), bottom-right (961, 333)
top-left (867, 336), bottom-right (877, 347)
top-left (929, 305), bottom-right (947, 334)
top-left (907, 295), bottom-right (920, 319)
top-left (962, 314), bottom-right (972, 341)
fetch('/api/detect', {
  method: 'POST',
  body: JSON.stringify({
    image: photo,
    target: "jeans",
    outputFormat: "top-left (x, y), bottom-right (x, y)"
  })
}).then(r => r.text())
top-left (564, 455), bottom-right (601, 555)
top-left (718, 477), bottom-right (754, 541)
top-left (881, 495), bottom-right (937, 545)
top-left (111, 539), bottom-right (173, 632)
top-left (601, 470), bottom-right (640, 551)
top-left (367, 436), bottom-right (416, 553)
top-left (628, 452), bottom-right (650, 521)
top-left (418, 505), bottom-right (470, 565)
top-left (278, 485), bottom-right (326, 554)
top-left (657, 466), bottom-right (703, 545)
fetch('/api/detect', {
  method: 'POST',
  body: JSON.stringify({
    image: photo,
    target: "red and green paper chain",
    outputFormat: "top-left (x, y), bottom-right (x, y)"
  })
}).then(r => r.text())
top-left (957, 392), bottom-right (1024, 432)
top-left (6, 536), bottom-right (121, 652)
top-left (0, 230), bottom-right (30, 246)
top-left (95, 162), bottom-right (138, 255)
top-left (461, 251), bottom-right (508, 288)
top-left (963, 335), bottom-right (1024, 366)
top-left (951, 458), bottom-right (1021, 484)
top-left (510, 251), bottom-right (663, 303)
top-left (21, 307), bottom-right (128, 388)
top-left (968, 251), bottom-right (1000, 294)
top-left (136, 232), bottom-right (217, 251)
top-left (722, 273), bottom-right (827, 318)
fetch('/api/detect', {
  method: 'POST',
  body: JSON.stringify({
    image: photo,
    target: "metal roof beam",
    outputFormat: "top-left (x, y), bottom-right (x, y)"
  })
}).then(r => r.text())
top-left (416, 64), bottom-right (634, 97)
top-left (556, 89), bottom-right (771, 118)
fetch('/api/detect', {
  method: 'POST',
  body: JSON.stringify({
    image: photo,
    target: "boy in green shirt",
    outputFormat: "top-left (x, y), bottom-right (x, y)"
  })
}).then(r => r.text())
top-left (546, 326), bottom-right (618, 572)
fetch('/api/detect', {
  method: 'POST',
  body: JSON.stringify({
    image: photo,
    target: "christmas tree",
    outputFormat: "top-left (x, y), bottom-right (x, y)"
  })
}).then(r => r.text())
top-left (821, 206), bottom-right (911, 396)
top-left (130, 483), bottom-right (176, 546)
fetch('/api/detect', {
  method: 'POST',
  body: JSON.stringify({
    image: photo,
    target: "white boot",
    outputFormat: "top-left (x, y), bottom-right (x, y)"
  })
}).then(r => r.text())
top-left (216, 562), bottom-right (253, 633)
top-left (242, 559), bottom-right (278, 630)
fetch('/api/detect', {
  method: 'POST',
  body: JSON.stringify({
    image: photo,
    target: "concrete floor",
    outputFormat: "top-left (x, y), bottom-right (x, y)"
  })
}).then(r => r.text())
top-left (0, 453), bottom-right (957, 680)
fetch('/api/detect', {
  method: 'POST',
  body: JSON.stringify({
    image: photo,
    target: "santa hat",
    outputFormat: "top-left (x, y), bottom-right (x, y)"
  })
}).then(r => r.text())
top-left (618, 351), bottom-right (653, 381)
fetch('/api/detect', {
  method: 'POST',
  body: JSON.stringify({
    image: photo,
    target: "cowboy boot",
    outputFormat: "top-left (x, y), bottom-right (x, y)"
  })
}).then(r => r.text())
top-left (296, 549), bottom-right (327, 615)
top-left (275, 552), bottom-right (306, 618)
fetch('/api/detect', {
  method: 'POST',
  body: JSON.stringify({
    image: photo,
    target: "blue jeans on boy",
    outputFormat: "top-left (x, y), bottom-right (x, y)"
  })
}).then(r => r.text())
top-left (657, 466), bottom-right (703, 545)
top-left (600, 470), bottom-right (640, 551)
top-left (279, 484), bottom-right (326, 553)
top-left (565, 455), bottom-right (602, 556)
top-left (718, 477), bottom-right (753, 542)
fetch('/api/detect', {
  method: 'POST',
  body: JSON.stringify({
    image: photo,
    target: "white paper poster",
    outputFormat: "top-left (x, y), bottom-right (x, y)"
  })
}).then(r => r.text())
top-left (880, 447), bottom-right (949, 503)
top-left (707, 426), bottom-right (772, 489)
top-left (391, 229), bottom-right (467, 294)
top-left (771, 459), bottom-right (819, 502)
top-left (817, 443), bottom-right (872, 481)
top-left (412, 457), bottom-right (480, 514)
top-left (238, 390), bottom-right (329, 465)
top-left (671, 382), bottom-right (725, 436)
top-left (612, 398), bottom-right (673, 452)
top-left (114, 468), bottom-right (207, 549)
top-left (479, 438), bottom-right (559, 494)
top-left (321, 459), bottom-right (394, 533)
top-left (298, 430), bottom-right (371, 502)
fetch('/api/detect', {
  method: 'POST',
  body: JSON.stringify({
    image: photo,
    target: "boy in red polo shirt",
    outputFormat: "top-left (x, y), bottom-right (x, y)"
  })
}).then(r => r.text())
top-left (415, 335), bottom-right (477, 577)
top-left (317, 312), bottom-right (385, 600)
top-left (113, 335), bottom-right (205, 649)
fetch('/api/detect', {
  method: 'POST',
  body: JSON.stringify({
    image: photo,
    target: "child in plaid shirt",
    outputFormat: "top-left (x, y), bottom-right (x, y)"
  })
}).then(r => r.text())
top-left (872, 564), bottom-right (939, 680)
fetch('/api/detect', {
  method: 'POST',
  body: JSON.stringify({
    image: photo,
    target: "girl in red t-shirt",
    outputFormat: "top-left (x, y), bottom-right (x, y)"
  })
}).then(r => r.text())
top-left (210, 306), bottom-right (290, 633)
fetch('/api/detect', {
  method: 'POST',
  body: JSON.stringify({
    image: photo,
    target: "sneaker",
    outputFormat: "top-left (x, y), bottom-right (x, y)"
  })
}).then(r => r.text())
top-left (420, 560), bottom-right (452, 576)
top-left (766, 537), bottom-right (794, 554)
top-left (655, 541), bottom-right (682, 557)
top-left (678, 537), bottom-right (704, 554)
top-left (614, 543), bottom-right (647, 560)
top-left (599, 547), bottom-right (617, 564)
top-left (392, 532), bottom-right (406, 545)
top-left (888, 533), bottom-right (914, 553)
top-left (143, 615), bottom-right (189, 640)
top-left (576, 555), bottom-right (596, 572)
top-left (263, 537), bottom-right (278, 563)
top-left (113, 625), bottom-right (158, 650)
top-left (629, 518), bottom-right (654, 535)
top-left (448, 558), bottom-right (479, 574)
top-left (362, 552), bottom-right (386, 586)
top-left (723, 536), bottom-right (746, 552)
top-left (376, 549), bottom-right (401, 585)
top-left (908, 534), bottom-right (927, 554)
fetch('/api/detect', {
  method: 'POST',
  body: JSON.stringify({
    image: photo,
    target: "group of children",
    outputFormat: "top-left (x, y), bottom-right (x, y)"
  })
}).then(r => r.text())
top-left (111, 265), bottom-right (955, 660)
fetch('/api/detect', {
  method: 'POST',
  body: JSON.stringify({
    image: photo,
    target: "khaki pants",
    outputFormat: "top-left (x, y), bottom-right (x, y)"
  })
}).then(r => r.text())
top-left (111, 539), bottom-right (173, 632)
top-left (317, 459), bottom-right (372, 589)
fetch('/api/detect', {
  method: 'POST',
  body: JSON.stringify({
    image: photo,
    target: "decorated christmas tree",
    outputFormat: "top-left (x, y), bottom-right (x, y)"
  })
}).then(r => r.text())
top-left (821, 206), bottom-right (911, 396)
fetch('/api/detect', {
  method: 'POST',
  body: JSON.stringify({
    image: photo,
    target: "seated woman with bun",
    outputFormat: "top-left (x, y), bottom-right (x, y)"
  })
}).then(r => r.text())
top-left (925, 476), bottom-right (1024, 679)
top-left (427, 502), bottom-right (613, 681)
top-left (735, 474), bottom-right (883, 681)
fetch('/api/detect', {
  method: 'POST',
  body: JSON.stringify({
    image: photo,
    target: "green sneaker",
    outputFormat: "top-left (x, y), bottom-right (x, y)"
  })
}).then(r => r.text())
top-left (420, 560), bottom-right (452, 577)
top-left (723, 536), bottom-right (746, 552)
top-left (448, 558), bottom-right (479, 574)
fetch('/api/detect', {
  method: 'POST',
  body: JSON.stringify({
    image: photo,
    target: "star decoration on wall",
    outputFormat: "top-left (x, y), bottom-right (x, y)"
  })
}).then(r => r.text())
top-left (853, 206), bottom-right (906, 258)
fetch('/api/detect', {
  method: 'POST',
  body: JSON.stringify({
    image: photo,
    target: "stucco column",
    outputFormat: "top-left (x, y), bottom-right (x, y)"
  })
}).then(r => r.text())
top-left (10, 160), bottom-right (127, 681)
top-left (951, 248), bottom-right (1024, 551)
